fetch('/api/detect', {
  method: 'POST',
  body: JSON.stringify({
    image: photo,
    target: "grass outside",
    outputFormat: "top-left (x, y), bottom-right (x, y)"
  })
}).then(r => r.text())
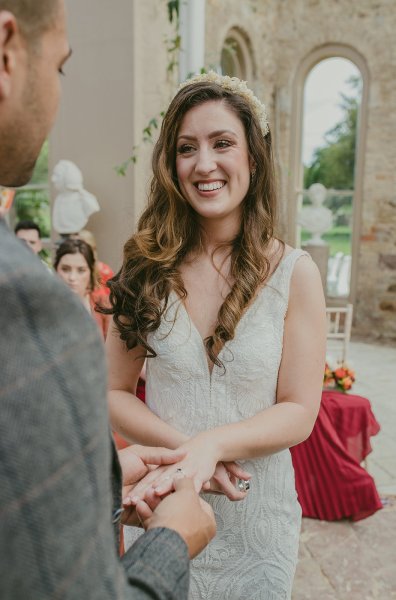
top-left (301, 226), bottom-right (351, 256)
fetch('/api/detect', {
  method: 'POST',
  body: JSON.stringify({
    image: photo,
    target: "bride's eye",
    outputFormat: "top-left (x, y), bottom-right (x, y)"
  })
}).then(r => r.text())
top-left (177, 144), bottom-right (195, 154)
top-left (215, 139), bottom-right (232, 149)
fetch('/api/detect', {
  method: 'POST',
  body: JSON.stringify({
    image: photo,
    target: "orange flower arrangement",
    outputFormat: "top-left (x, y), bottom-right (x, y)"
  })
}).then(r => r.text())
top-left (323, 361), bottom-right (356, 392)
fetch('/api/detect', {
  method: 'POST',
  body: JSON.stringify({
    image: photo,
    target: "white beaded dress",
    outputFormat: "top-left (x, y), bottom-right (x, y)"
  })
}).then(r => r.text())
top-left (124, 249), bottom-right (307, 599)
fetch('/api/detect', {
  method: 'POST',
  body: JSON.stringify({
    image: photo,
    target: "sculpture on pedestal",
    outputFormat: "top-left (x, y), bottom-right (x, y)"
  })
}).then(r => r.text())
top-left (298, 183), bottom-right (333, 245)
top-left (52, 160), bottom-right (100, 235)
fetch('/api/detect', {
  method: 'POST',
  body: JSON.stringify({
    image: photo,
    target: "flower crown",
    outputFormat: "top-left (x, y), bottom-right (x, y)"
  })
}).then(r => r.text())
top-left (177, 71), bottom-right (269, 136)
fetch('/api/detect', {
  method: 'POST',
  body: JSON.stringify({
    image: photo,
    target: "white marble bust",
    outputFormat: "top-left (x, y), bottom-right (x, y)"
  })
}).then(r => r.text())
top-left (52, 160), bottom-right (100, 234)
top-left (298, 183), bottom-right (333, 245)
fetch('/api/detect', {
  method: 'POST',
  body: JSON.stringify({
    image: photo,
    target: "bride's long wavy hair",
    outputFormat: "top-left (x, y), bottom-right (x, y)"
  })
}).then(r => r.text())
top-left (107, 81), bottom-right (281, 366)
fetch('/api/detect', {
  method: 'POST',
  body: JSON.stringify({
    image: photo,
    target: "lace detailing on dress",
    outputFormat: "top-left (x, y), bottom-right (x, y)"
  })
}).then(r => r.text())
top-left (124, 249), bottom-right (309, 599)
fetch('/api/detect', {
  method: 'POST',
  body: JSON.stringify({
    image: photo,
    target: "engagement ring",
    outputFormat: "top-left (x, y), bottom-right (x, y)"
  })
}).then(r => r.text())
top-left (237, 479), bottom-right (250, 492)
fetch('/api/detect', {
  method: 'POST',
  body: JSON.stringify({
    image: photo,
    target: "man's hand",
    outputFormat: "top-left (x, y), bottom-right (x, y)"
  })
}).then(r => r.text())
top-left (135, 477), bottom-right (216, 558)
top-left (119, 444), bottom-right (186, 526)
top-left (119, 444), bottom-right (186, 487)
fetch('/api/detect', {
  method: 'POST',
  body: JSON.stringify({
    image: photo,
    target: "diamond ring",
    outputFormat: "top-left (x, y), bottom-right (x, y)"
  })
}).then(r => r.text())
top-left (237, 478), bottom-right (250, 492)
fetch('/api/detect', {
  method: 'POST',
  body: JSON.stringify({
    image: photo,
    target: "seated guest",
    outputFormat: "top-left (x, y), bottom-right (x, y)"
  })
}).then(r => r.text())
top-left (54, 238), bottom-right (110, 338)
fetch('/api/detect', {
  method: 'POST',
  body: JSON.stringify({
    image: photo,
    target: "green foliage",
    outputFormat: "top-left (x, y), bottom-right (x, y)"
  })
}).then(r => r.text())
top-left (304, 77), bottom-right (361, 190)
top-left (167, 0), bottom-right (179, 23)
top-left (14, 141), bottom-right (50, 238)
top-left (301, 227), bottom-right (351, 257)
top-left (30, 140), bottom-right (49, 184)
top-left (165, 31), bottom-right (181, 74)
top-left (14, 188), bottom-right (51, 237)
top-left (114, 111), bottom-right (165, 176)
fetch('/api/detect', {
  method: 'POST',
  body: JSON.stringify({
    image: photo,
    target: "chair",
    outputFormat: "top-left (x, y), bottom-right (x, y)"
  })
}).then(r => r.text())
top-left (327, 252), bottom-right (344, 296)
top-left (326, 303), bottom-right (353, 362)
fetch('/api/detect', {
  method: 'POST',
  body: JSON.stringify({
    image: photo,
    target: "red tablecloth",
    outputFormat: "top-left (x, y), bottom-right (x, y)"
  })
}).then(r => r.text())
top-left (291, 390), bottom-right (382, 521)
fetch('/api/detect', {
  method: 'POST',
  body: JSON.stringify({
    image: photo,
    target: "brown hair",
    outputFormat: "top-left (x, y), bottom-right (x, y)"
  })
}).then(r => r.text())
top-left (107, 81), bottom-right (282, 367)
top-left (54, 239), bottom-right (97, 292)
top-left (0, 0), bottom-right (61, 46)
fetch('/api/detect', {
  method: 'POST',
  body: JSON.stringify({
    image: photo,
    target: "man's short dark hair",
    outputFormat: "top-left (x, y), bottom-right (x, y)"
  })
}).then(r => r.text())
top-left (0, 0), bottom-right (60, 45)
top-left (15, 220), bottom-right (41, 238)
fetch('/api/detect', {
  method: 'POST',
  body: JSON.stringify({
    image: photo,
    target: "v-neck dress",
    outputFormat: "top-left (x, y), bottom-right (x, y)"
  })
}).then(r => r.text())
top-left (124, 249), bottom-right (308, 599)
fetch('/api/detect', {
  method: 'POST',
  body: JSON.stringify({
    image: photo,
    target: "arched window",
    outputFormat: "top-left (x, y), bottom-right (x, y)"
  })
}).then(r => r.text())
top-left (289, 45), bottom-right (369, 305)
top-left (220, 28), bottom-right (254, 81)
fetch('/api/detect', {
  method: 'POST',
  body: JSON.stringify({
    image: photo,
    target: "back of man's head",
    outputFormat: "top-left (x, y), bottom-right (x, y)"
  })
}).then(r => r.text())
top-left (0, 0), bottom-right (60, 47)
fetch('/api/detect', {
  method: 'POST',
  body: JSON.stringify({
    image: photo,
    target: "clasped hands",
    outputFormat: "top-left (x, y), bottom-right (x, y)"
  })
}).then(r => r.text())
top-left (120, 434), bottom-right (251, 531)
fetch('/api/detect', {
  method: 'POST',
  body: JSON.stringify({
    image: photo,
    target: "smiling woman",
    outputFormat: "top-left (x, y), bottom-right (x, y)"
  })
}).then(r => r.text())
top-left (175, 102), bottom-right (252, 224)
top-left (105, 73), bottom-right (326, 599)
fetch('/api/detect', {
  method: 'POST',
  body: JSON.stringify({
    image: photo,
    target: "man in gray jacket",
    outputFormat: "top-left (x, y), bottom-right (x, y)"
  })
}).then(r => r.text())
top-left (0, 0), bottom-right (216, 598)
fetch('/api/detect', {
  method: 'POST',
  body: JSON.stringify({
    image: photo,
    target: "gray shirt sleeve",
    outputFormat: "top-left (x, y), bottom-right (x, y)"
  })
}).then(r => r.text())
top-left (121, 528), bottom-right (190, 599)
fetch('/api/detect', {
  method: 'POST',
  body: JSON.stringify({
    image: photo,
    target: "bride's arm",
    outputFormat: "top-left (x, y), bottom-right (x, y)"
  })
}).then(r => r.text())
top-left (107, 320), bottom-right (250, 501)
top-left (211, 256), bottom-right (326, 461)
top-left (129, 257), bottom-right (326, 499)
top-left (106, 320), bottom-right (187, 448)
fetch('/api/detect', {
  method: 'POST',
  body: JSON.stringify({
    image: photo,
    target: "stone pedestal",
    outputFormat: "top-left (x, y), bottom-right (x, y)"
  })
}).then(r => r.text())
top-left (302, 243), bottom-right (330, 294)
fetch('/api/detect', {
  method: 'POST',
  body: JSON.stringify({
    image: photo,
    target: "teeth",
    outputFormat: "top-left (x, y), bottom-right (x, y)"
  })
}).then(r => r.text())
top-left (197, 181), bottom-right (225, 191)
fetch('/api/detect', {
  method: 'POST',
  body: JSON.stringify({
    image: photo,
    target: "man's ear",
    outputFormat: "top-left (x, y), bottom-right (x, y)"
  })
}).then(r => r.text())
top-left (0, 11), bottom-right (19, 101)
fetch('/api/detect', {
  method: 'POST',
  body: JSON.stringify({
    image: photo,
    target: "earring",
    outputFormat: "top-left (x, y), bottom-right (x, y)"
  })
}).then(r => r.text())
top-left (250, 169), bottom-right (256, 181)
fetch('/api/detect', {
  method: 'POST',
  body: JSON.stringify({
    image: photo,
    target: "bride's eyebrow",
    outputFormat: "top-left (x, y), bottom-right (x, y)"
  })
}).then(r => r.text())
top-left (177, 129), bottom-right (238, 142)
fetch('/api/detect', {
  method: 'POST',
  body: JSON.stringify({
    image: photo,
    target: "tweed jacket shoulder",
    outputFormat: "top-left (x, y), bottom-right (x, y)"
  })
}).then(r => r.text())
top-left (0, 220), bottom-right (189, 599)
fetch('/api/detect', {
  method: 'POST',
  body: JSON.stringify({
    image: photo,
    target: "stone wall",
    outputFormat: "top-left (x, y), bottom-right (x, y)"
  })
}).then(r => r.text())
top-left (55, 0), bottom-right (396, 341)
top-left (206, 0), bottom-right (396, 342)
top-left (51, 0), bottom-right (174, 269)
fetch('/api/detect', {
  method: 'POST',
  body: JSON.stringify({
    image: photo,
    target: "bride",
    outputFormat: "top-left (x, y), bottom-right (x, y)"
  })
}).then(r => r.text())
top-left (105, 72), bottom-right (326, 599)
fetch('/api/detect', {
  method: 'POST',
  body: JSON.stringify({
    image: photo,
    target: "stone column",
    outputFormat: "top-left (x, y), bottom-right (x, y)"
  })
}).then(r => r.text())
top-left (302, 243), bottom-right (330, 295)
top-left (179, 0), bottom-right (206, 82)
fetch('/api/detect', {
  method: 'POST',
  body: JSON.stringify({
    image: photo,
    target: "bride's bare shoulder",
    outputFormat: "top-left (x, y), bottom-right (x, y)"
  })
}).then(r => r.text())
top-left (267, 239), bottom-right (293, 274)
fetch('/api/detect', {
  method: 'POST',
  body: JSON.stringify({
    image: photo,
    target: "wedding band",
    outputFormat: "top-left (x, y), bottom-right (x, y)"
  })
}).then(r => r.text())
top-left (237, 478), bottom-right (250, 492)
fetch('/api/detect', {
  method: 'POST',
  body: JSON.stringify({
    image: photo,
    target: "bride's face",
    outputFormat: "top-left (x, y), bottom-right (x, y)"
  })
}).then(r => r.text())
top-left (175, 100), bottom-right (253, 227)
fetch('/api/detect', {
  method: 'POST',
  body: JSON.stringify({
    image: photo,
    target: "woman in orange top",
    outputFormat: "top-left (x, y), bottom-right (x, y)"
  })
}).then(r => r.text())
top-left (72, 229), bottom-right (114, 295)
top-left (54, 239), bottom-right (110, 338)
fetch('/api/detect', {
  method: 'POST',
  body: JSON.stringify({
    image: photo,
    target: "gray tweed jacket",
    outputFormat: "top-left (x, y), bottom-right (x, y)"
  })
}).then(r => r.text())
top-left (0, 219), bottom-right (189, 599)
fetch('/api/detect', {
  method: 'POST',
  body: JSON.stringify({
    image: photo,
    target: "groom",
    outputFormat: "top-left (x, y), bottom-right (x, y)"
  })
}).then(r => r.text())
top-left (0, 1), bottom-right (215, 598)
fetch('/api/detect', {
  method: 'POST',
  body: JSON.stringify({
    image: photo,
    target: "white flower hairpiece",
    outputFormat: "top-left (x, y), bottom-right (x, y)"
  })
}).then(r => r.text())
top-left (177, 71), bottom-right (269, 136)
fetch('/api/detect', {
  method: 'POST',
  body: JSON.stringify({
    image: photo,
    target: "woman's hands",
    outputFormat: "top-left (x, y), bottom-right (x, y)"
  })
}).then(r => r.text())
top-left (203, 461), bottom-right (252, 501)
top-left (123, 433), bottom-right (252, 507)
